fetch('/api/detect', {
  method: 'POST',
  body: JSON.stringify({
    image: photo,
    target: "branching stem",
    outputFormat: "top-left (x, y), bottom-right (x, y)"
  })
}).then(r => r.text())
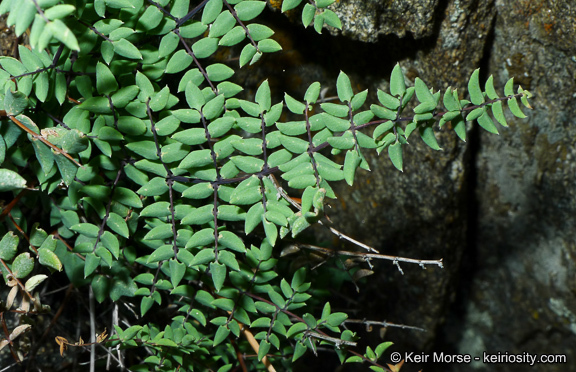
top-left (297, 243), bottom-right (443, 271)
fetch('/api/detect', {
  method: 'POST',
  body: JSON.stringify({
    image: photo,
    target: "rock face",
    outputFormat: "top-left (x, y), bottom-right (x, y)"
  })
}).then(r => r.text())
top-left (266, 0), bottom-right (497, 356)
top-left (318, 0), bottom-right (497, 354)
top-left (443, 1), bottom-right (576, 371)
top-left (329, 0), bottom-right (439, 42)
top-left (266, 0), bottom-right (576, 370)
top-left (0, 15), bottom-right (17, 56)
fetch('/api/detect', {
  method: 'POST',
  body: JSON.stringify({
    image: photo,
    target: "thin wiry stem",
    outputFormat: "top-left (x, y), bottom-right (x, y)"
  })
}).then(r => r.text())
top-left (223, 0), bottom-right (259, 50)
top-left (297, 243), bottom-right (443, 272)
top-left (11, 44), bottom-right (65, 79)
top-left (146, 98), bottom-right (179, 256)
top-left (146, 0), bottom-right (179, 22)
top-left (7, 115), bottom-right (82, 167)
top-left (258, 112), bottom-right (272, 209)
top-left (89, 286), bottom-right (96, 372)
top-left (346, 101), bottom-right (361, 154)
top-left (107, 303), bottom-right (123, 369)
top-left (93, 167), bottom-right (124, 253)
top-left (176, 0), bottom-right (210, 26)
top-left (173, 28), bottom-right (217, 93)
top-left (303, 330), bottom-right (357, 347)
top-left (344, 318), bottom-right (426, 332)
top-left (77, 19), bottom-right (111, 42)
top-left (304, 102), bottom-right (322, 188)
top-left (199, 109), bottom-right (223, 259)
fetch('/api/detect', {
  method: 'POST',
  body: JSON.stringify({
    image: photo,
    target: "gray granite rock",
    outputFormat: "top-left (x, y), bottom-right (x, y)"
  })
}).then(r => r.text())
top-left (328, 0), bottom-right (439, 42)
top-left (308, 0), bottom-right (497, 353)
top-left (445, 1), bottom-right (576, 370)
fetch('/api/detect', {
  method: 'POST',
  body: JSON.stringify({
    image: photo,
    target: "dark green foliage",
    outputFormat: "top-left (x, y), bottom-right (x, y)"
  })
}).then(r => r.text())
top-left (0, 0), bottom-right (531, 370)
